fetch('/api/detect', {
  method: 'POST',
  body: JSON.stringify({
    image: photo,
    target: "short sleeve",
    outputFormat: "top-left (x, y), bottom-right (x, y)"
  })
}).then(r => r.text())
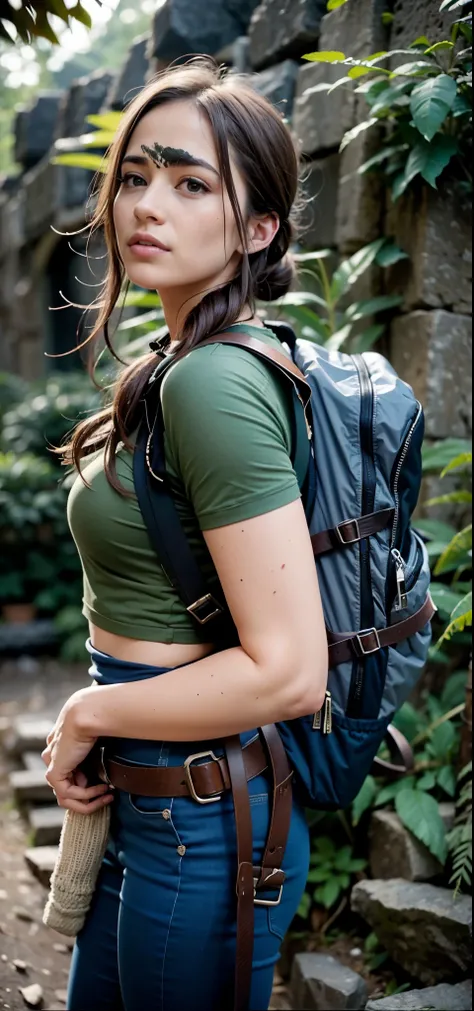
top-left (161, 343), bottom-right (301, 530)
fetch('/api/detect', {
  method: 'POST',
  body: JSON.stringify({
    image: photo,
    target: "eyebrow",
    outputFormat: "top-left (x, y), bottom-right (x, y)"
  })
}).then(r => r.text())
top-left (119, 152), bottom-right (220, 177)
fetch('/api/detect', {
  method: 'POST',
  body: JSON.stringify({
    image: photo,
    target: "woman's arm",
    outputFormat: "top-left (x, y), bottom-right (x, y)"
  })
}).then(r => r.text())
top-left (71, 496), bottom-right (327, 740)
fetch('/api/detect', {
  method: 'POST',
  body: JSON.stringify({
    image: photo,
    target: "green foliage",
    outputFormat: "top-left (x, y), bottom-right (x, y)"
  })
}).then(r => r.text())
top-left (0, 0), bottom-right (98, 45)
top-left (262, 238), bottom-right (407, 354)
top-left (447, 760), bottom-right (472, 896)
top-left (0, 371), bottom-right (104, 462)
top-left (350, 672), bottom-right (468, 866)
top-left (305, 1), bottom-right (473, 199)
top-left (297, 834), bottom-right (366, 919)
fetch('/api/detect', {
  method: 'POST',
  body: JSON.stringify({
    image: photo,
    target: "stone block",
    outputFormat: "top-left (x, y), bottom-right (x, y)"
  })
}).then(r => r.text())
top-left (6, 717), bottom-right (53, 759)
top-left (10, 769), bottom-right (54, 804)
top-left (389, 0), bottom-right (453, 56)
top-left (390, 311), bottom-right (472, 441)
top-left (369, 810), bottom-right (443, 882)
top-left (152, 0), bottom-right (260, 63)
top-left (108, 34), bottom-right (150, 111)
top-left (365, 980), bottom-right (472, 1011)
top-left (14, 92), bottom-right (62, 170)
top-left (386, 186), bottom-right (472, 316)
top-left (351, 879), bottom-right (472, 984)
top-left (336, 128), bottom-right (384, 251)
top-left (319, 0), bottom-right (388, 61)
top-left (293, 62), bottom-right (353, 157)
top-left (55, 69), bottom-right (115, 141)
top-left (249, 0), bottom-right (326, 71)
top-left (299, 153), bottom-right (339, 249)
top-left (23, 157), bottom-right (93, 242)
top-left (290, 952), bottom-right (368, 1010)
top-left (252, 60), bottom-right (299, 120)
top-left (29, 806), bottom-right (65, 847)
top-left (24, 847), bottom-right (58, 889)
top-left (23, 752), bottom-right (47, 772)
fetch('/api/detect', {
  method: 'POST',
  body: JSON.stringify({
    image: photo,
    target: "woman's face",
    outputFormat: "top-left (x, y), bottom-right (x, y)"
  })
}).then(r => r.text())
top-left (113, 99), bottom-right (249, 299)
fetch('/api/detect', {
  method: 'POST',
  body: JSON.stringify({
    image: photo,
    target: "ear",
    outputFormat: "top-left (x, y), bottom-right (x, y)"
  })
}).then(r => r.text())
top-left (238, 212), bottom-right (280, 255)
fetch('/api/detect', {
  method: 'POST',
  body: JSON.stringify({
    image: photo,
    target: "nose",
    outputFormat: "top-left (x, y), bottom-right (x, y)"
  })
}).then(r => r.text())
top-left (133, 179), bottom-right (167, 225)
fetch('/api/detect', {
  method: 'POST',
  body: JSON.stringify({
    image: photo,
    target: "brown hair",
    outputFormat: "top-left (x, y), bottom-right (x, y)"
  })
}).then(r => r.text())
top-left (54, 57), bottom-right (302, 497)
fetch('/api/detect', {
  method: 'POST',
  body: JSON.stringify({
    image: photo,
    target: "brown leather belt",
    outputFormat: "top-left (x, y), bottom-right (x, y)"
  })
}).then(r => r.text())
top-left (98, 733), bottom-right (267, 800)
top-left (97, 727), bottom-right (293, 1011)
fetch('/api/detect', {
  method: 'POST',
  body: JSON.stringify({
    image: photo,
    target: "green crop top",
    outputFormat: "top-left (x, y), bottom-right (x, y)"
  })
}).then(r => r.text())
top-left (67, 324), bottom-right (301, 643)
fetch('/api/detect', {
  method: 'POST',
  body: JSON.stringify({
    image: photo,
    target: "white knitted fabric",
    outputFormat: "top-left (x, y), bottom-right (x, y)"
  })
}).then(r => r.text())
top-left (43, 804), bottom-right (111, 936)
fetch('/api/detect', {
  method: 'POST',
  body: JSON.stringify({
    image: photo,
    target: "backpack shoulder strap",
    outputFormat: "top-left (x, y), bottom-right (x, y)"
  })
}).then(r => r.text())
top-left (199, 331), bottom-right (312, 411)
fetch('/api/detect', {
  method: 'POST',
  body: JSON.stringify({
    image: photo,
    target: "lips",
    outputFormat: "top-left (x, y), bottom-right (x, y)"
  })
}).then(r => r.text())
top-left (128, 232), bottom-right (170, 251)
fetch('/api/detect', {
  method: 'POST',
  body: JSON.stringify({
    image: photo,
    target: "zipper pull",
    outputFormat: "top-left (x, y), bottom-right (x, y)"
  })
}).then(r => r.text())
top-left (392, 549), bottom-right (408, 610)
top-left (323, 690), bottom-right (332, 734)
top-left (312, 691), bottom-right (332, 734)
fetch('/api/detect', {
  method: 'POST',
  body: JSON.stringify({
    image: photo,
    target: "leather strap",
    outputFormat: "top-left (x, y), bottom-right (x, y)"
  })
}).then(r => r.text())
top-left (255, 725), bottom-right (293, 893)
top-left (311, 508), bottom-right (394, 556)
top-left (198, 332), bottom-right (311, 410)
top-left (327, 594), bottom-right (436, 667)
top-left (99, 733), bottom-right (268, 798)
top-left (372, 723), bottom-right (415, 779)
top-left (225, 735), bottom-right (254, 1011)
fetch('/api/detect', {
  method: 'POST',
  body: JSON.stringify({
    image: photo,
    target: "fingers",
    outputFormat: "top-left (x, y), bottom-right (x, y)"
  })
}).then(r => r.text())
top-left (53, 793), bottom-right (115, 816)
top-left (46, 777), bottom-right (112, 803)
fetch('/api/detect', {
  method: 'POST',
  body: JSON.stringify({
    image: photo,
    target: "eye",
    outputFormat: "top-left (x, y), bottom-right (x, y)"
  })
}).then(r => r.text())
top-left (117, 172), bottom-right (146, 188)
top-left (178, 177), bottom-right (210, 195)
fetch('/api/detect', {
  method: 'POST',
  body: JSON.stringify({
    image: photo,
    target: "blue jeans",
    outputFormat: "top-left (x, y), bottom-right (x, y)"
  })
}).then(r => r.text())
top-left (67, 640), bottom-right (310, 1011)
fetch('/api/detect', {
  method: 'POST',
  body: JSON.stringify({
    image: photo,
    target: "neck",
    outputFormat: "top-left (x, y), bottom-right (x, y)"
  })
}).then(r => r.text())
top-left (157, 286), bottom-right (264, 343)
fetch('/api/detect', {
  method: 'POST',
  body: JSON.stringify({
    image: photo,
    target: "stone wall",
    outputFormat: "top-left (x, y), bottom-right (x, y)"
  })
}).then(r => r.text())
top-left (0, 0), bottom-right (471, 457)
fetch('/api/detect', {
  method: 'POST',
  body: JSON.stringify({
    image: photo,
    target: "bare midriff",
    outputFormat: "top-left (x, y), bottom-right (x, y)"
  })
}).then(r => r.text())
top-left (89, 622), bottom-right (216, 667)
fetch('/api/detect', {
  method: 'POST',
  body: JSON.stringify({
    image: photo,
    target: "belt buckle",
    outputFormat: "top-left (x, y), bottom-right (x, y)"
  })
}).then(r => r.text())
top-left (355, 627), bottom-right (381, 656)
top-left (183, 750), bottom-right (224, 804)
top-left (336, 518), bottom-right (361, 545)
top-left (186, 594), bottom-right (223, 625)
top-left (253, 876), bottom-right (283, 907)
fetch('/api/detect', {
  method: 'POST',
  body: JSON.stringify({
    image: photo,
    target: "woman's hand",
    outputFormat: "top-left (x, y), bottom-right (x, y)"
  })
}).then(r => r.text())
top-left (41, 691), bottom-right (114, 815)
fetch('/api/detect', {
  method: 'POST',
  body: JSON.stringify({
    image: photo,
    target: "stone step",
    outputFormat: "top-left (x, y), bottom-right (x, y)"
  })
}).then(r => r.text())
top-left (351, 879), bottom-right (472, 985)
top-left (5, 717), bottom-right (52, 758)
top-left (29, 806), bottom-right (64, 846)
top-left (10, 768), bottom-right (54, 804)
top-left (24, 846), bottom-right (58, 888)
top-left (22, 751), bottom-right (46, 772)
top-left (290, 952), bottom-right (367, 1010)
top-left (365, 979), bottom-right (472, 1010)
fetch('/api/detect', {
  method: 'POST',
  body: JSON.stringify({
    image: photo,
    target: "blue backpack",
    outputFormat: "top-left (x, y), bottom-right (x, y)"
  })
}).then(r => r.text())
top-left (133, 321), bottom-right (436, 811)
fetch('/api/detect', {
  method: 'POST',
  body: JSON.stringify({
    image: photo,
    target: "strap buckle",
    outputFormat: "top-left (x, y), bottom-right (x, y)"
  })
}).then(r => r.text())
top-left (186, 593), bottom-right (223, 625)
top-left (253, 876), bottom-right (283, 907)
top-left (355, 627), bottom-right (381, 656)
top-left (335, 518), bottom-right (361, 545)
top-left (183, 750), bottom-right (225, 804)
top-left (99, 746), bottom-right (113, 787)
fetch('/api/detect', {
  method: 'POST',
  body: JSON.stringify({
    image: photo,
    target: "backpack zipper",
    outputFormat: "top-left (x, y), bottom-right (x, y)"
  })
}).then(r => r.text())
top-left (391, 549), bottom-right (408, 610)
top-left (312, 690), bottom-right (332, 733)
top-left (346, 355), bottom-right (376, 718)
top-left (390, 403), bottom-right (423, 549)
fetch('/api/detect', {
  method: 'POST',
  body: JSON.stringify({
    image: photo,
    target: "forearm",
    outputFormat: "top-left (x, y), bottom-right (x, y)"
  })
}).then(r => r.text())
top-left (76, 644), bottom-right (316, 741)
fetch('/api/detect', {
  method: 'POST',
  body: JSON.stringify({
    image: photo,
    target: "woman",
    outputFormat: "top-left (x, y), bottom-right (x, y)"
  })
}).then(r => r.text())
top-left (43, 58), bottom-right (328, 1011)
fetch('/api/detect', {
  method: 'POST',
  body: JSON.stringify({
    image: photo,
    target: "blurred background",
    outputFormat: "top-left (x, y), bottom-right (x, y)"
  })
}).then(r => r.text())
top-left (0, 3), bottom-right (472, 1007)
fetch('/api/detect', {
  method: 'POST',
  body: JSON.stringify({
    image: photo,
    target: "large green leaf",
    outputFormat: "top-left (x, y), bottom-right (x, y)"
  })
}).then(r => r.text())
top-left (396, 789), bottom-right (447, 863)
top-left (330, 239), bottom-right (386, 300)
top-left (339, 118), bottom-right (378, 151)
top-left (314, 878), bottom-right (341, 909)
top-left (437, 591), bottom-right (472, 647)
top-left (441, 451), bottom-right (472, 477)
top-left (410, 75), bottom-right (457, 141)
top-left (86, 112), bottom-right (123, 132)
top-left (356, 145), bottom-right (409, 175)
top-left (325, 324), bottom-right (353, 351)
top-left (392, 135), bottom-right (458, 199)
top-left (374, 242), bottom-right (410, 267)
top-left (434, 524), bottom-right (472, 575)
top-left (351, 324), bottom-right (385, 352)
top-left (302, 50), bottom-right (346, 62)
top-left (391, 61), bottom-right (439, 77)
top-left (430, 583), bottom-right (468, 618)
top-left (51, 153), bottom-right (106, 172)
top-left (345, 295), bottom-right (404, 320)
top-left (327, 0), bottom-right (350, 8)
top-left (426, 490), bottom-right (472, 507)
top-left (422, 439), bottom-right (472, 472)
top-left (352, 775), bottom-right (378, 825)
